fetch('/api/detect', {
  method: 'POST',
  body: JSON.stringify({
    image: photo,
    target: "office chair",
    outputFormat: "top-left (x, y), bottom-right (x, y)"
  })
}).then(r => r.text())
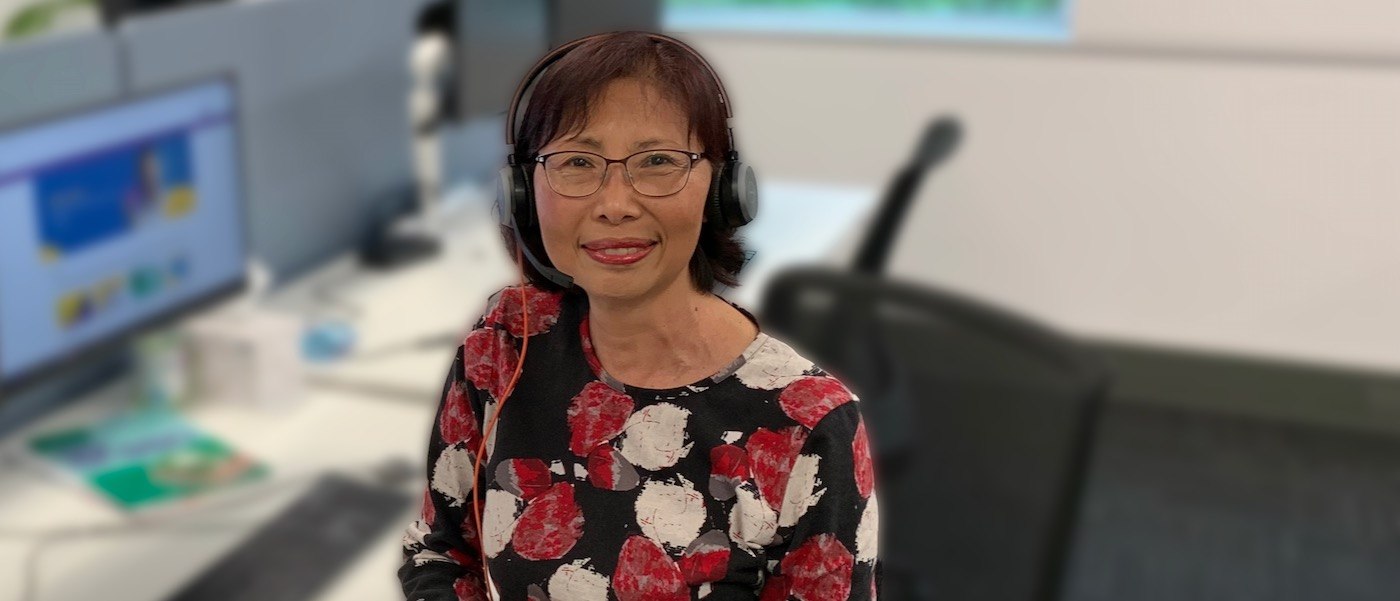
top-left (757, 118), bottom-right (1111, 601)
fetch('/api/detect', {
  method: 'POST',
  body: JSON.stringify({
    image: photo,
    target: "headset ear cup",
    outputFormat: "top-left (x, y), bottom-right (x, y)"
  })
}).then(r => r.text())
top-left (706, 160), bottom-right (727, 225)
top-left (729, 161), bottom-right (758, 227)
top-left (713, 159), bottom-right (758, 229)
top-left (513, 164), bottom-right (534, 228)
top-left (496, 167), bottom-right (515, 227)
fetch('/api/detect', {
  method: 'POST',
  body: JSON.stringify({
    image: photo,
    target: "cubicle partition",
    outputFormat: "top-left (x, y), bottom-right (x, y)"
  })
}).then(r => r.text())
top-left (119, 0), bottom-right (427, 280)
top-left (0, 31), bottom-right (122, 127)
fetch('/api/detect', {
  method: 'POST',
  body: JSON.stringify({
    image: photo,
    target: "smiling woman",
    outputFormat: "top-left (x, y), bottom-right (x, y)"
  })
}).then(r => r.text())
top-left (508, 32), bottom-right (751, 298)
top-left (399, 32), bottom-right (880, 601)
top-left (533, 77), bottom-right (713, 304)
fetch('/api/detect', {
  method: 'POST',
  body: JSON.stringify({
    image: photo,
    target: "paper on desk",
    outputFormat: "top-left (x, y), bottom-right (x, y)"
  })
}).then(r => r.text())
top-left (26, 409), bottom-right (268, 512)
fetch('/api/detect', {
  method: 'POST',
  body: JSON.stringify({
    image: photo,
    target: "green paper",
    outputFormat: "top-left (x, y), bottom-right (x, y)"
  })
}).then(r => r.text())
top-left (27, 409), bottom-right (267, 510)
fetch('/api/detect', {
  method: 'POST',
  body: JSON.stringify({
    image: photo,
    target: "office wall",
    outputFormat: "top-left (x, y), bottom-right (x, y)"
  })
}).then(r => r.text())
top-left (1075, 0), bottom-right (1400, 57)
top-left (119, 0), bottom-right (425, 280)
top-left (0, 31), bottom-right (120, 126)
top-left (678, 4), bottom-right (1400, 373)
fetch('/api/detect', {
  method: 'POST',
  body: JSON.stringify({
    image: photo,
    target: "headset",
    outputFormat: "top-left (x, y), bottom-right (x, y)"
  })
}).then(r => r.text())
top-left (495, 31), bottom-right (760, 290)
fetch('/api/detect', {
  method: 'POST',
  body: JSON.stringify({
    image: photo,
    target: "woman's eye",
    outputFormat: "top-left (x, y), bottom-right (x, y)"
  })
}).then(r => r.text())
top-left (646, 155), bottom-right (677, 166)
top-left (568, 157), bottom-right (594, 168)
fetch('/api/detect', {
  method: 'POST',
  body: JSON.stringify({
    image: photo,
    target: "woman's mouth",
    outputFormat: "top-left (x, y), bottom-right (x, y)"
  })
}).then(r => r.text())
top-left (581, 240), bottom-right (657, 266)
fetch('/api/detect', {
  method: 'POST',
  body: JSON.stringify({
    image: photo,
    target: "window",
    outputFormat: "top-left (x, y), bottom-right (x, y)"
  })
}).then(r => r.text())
top-left (664, 0), bottom-right (1072, 42)
top-left (2, 0), bottom-right (100, 44)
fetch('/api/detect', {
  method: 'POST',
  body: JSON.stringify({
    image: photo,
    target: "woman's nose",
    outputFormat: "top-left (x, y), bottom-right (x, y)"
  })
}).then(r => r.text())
top-left (594, 163), bottom-right (641, 223)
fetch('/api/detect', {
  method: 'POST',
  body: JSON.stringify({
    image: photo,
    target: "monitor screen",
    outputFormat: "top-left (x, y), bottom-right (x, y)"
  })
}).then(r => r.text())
top-left (0, 78), bottom-right (247, 389)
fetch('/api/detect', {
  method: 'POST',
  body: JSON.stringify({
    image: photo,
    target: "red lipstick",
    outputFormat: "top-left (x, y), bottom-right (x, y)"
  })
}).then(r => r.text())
top-left (581, 238), bottom-right (657, 266)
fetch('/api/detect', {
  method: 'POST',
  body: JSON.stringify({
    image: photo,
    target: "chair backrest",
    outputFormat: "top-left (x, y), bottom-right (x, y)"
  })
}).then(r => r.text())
top-left (760, 266), bottom-right (1110, 601)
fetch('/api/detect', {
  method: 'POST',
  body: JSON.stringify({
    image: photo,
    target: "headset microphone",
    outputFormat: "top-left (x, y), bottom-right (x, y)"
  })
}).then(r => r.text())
top-left (514, 228), bottom-right (575, 289)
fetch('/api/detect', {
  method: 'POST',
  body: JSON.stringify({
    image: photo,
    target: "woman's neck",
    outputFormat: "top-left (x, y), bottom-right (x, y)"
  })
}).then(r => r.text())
top-left (586, 281), bottom-right (755, 389)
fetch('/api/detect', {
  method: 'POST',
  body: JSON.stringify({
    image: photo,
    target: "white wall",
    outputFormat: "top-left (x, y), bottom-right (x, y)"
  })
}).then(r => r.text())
top-left (678, 3), bottom-right (1400, 373)
top-left (1075, 0), bottom-right (1400, 57)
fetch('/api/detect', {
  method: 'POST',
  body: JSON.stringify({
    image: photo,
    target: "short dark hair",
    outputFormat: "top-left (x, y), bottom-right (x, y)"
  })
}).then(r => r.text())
top-left (503, 31), bottom-right (747, 294)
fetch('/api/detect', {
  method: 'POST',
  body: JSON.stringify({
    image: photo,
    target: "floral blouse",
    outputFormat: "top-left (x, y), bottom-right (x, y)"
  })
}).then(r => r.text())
top-left (399, 285), bottom-right (880, 601)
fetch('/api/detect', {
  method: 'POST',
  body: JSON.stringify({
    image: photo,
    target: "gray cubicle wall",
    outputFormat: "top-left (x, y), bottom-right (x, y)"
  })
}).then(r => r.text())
top-left (118, 0), bottom-right (425, 280)
top-left (0, 32), bottom-right (122, 127)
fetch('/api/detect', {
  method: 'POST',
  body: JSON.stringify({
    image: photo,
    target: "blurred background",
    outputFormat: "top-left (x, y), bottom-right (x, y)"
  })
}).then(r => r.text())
top-left (0, 0), bottom-right (1397, 600)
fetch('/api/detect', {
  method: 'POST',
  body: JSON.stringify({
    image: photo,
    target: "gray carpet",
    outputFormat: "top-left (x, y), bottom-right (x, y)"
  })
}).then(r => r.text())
top-left (1063, 402), bottom-right (1400, 601)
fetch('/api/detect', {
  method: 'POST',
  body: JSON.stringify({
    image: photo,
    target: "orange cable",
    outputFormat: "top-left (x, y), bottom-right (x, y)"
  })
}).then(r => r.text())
top-left (469, 245), bottom-right (529, 600)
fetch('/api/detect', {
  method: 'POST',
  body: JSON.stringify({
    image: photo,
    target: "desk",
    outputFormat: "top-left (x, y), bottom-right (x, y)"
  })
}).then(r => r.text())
top-left (0, 179), bottom-right (874, 601)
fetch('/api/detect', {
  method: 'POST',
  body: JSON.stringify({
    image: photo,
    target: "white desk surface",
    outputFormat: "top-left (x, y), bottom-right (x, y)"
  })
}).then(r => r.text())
top-left (0, 179), bottom-right (874, 601)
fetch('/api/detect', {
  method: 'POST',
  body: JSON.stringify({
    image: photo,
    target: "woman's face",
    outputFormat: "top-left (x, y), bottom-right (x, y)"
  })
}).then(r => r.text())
top-left (533, 78), bottom-right (712, 303)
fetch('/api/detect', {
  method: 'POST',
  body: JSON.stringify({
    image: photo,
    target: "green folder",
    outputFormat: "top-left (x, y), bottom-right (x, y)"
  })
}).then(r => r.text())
top-left (27, 409), bottom-right (268, 511)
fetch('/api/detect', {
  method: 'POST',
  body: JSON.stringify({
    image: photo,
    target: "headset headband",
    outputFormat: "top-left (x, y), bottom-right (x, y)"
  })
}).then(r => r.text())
top-left (504, 32), bottom-right (735, 162)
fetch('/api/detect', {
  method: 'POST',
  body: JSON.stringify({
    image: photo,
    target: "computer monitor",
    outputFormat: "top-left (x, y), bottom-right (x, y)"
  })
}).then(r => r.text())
top-left (0, 77), bottom-right (248, 394)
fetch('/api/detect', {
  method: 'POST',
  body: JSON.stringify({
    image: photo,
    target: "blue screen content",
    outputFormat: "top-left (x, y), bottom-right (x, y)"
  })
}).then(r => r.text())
top-left (0, 80), bottom-right (246, 383)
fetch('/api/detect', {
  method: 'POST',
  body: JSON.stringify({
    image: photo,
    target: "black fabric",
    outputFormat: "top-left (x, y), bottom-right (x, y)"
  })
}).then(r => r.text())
top-left (400, 285), bottom-right (880, 601)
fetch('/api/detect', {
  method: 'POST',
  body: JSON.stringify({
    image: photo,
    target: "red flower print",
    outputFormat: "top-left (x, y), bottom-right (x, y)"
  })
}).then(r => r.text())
top-left (453, 576), bottom-right (487, 601)
top-left (709, 444), bottom-right (750, 501)
top-left (679, 530), bottom-right (731, 585)
top-left (495, 458), bottom-right (553, 501)
top-left (781, 534), bottom-right (855, 601)
top-left (566, 381), bottom-right (635, 457)
top-left (586, 444), bottom-right (640, 491)
top-left (613, 535), bottom-right (688, 601)
top-left (746, 426), bottom-right (809, 513)
top-left (421, 487), bottom-right (436, 525)
top-left (580, 317), bottom-right (603, 375)
top-left (464, 326), bottom-right (519, 399)
top-left (759, 574), bottom-right (790, 601)
top-left (853, 418), bottom-right (874, 499)
top-left (778, 376), bottom-right (854, 430)
top-left (439, 380), bottom-right (482, 448)
top-left (445, 548), bottom-right (473, 568)
top-left (486, 285), bottom-right (563, 338)
top-left (512, 483), bottom-right (585, 561)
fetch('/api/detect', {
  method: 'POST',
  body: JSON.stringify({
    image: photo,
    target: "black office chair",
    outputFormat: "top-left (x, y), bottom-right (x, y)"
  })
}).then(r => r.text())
top-left (757, 118), bottom-right (1110, 601)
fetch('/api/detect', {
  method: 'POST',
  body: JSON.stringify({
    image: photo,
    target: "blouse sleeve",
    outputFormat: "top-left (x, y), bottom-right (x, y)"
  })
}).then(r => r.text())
top-left (761, 401), bottom-right (881, 600)
top-left (398, 343), bottom-right (492, 601)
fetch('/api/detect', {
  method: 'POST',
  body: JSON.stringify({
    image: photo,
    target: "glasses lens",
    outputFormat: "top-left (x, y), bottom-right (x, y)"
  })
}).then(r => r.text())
top-left (543, 152), bottom-right (605, 197)
top-left (627, 150), bottom-right (691, 196)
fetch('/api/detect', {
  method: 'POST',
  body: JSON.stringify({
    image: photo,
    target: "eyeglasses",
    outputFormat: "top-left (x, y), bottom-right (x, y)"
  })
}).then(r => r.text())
top-left (534, 149), bottom-right (702, 198)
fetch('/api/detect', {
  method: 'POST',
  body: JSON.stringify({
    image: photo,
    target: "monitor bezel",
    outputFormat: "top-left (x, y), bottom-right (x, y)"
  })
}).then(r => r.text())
top-left (0, 72), bottom-right (252, 398)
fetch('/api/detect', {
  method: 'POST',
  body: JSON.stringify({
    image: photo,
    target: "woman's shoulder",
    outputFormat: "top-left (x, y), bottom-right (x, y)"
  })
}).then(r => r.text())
top-left (732, 332), bottom-right (860, 432)
top-left (456, 284), bottom-right (576, 399)
top-left (474, 283), bottom-right (572, 339)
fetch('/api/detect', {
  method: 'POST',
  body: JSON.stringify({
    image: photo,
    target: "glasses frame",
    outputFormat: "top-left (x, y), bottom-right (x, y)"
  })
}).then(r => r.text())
top-left (533, 149), bottom-right (703, 198)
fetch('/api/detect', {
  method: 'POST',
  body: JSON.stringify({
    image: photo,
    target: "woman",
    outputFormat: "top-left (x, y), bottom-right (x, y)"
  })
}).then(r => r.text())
top-left (400, 32), bottom-right (879, 601)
